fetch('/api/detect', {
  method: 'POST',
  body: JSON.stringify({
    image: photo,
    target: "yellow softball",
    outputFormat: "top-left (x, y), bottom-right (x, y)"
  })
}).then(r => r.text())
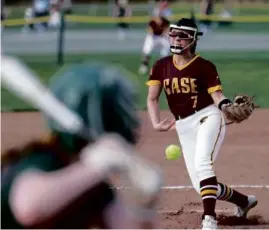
top-left (165, 144), bottom-right (181, 160)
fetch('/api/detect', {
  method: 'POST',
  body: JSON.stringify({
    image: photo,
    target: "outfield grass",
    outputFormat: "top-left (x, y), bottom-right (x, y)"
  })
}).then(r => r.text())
top-left (1, 51), bottom-right (269, 111)
top-left (4, 21), bottom-right (269, 34)
top-left (59, 21), bottom-right (269, 33)
top-left (4, 3), bottom-right (269, 32)
top-left (7, 3), bottom-right (269, 18)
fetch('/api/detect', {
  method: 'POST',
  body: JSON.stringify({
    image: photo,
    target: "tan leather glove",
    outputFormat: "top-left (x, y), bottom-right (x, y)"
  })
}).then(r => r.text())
top-left (221, 95), bottom-right (259, 123)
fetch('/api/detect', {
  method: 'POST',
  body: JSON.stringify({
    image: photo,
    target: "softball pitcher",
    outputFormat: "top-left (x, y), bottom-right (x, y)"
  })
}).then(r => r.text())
top-left (146, 18), bottom-right (258, 229)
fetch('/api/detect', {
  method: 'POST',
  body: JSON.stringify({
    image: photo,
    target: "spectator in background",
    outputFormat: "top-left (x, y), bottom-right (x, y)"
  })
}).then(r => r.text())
top-left (49, 0), bottom-right (61, 28)
top-left (33, 0), bottom-right (50, 30)
top-left (199, 0), bottom-right (233, 34)
top-left (218, 0), bottom-right (233, 27)
top-left (1, 0), bottom-right (7, 32)
top-left (199, 0), bottom-right (214, 34)
top-left (60, 0), bottom-right (73, 14)
top-left (1, 0), bottom-right (6, 21)
top-left (23, 7), bottom-right (35, 32)
top-left (153, 0), bottom-right (172, 19)
top-left (113, 0), bottom-right (132, 40)
top-left (48, 0), bottom-right (73, 29)
top-left (23, 0), bottom-right (50, 32)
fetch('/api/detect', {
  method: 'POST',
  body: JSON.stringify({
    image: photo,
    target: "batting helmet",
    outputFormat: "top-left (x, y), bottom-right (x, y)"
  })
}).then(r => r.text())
top-left (47, 62), bottom-right (140, 152)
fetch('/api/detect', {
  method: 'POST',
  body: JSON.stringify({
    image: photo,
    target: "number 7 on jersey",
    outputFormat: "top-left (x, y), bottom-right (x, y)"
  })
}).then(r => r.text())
top-left (191, 95), bottom-right (198, 108)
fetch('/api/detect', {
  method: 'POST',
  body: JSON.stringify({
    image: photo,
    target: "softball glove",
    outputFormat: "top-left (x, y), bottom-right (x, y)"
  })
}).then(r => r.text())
top-left (222, 95), bottom-right (259, 123)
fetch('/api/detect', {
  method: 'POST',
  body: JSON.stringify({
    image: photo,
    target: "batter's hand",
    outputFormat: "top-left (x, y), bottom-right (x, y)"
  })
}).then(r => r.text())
top-left (154, 117), bottom-right (175, 132)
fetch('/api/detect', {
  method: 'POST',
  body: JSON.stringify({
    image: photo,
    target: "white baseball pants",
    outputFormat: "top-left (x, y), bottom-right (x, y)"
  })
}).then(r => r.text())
top-left (175, 105), bottom-right (226, 193)
top-left (142, 33), bottom-right (170, 57)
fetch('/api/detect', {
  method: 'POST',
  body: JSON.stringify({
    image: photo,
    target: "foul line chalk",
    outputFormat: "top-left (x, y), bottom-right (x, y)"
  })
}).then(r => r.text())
top-left (159, 209), bottom-right (235, 214)
top-left (115, 184), bottom-right (269, 190)
top-left (162, 185), bottom-right (269, 189)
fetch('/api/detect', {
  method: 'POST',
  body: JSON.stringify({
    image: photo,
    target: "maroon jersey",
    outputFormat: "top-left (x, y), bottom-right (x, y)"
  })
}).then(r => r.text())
top-left (146, 55), bottom-right (222, 119)
top-left (149, 17), bottom-right (170, 36)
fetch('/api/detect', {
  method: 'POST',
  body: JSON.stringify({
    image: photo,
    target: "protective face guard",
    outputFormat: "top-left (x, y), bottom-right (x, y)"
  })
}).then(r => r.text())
top-left (168, 24), bottom-right (203, 54)
top-left (168, 30), bottom-right (194, 40)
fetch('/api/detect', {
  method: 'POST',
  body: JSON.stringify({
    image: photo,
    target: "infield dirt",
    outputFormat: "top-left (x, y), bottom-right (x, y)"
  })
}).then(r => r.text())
top-left (1, 110), bottom-right (269, 229)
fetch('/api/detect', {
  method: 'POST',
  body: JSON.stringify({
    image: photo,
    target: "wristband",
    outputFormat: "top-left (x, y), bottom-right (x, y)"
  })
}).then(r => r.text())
top-left (218, 99), bottom-right (232, 110)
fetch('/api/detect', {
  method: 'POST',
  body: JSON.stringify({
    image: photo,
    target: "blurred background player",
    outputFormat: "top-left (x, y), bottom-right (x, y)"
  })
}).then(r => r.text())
top-left (23, 0), bottom-right (50, 32)
top-left (48, 0), bottom-right (61, 28)
top-left (113, 0), bottom-right (132, 40)
top-left (199, 0), bottom-right (233, 34)
top-left (138, 0), bottom-right (171, 75)
top-left (153, 0), bottom-right (172, 19)
top-left (1, 0), bottom-right (8, 32)
top-left (1, 62), bottom-right (162, 229)
top-left (218, 0), bottom-right (233, 27)
top-left (199, 0), bottom-right (214, 34)
top-left (22, 7), bottom-right (35, 32)
top-left (49, 0), bottom-right (73, 28)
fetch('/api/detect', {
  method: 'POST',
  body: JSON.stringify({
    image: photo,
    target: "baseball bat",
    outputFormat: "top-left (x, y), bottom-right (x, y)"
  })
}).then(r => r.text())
top-left (1, 55), bottom-right (97, 139)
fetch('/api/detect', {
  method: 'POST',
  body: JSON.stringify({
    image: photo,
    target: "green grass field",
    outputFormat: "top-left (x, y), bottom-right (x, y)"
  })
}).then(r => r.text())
top-left (7, 3), bottom-right (269, 18)
top-left (4, 3), bottom-right (269, 32)
top-left (1, 51), bottom-right (269, 112)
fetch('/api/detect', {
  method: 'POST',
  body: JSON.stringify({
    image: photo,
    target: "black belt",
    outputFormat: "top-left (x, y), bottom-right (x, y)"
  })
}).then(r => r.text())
top-left (174, 109), bottom-right (200, 120)
top-left (174, 103), bottom-right (215, 120)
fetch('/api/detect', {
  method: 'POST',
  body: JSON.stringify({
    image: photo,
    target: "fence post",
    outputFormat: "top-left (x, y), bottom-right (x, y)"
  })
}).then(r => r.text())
top-left (57, 10), bottom-right (65, 66)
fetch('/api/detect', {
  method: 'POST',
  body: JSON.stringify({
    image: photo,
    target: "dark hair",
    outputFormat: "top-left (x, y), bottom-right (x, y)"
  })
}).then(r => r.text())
top-left (190, 41), bottom-right (197, 54)
top-left (175, 18), bottom-right (203, 39)
top-left (176, 18), bottom-right (198, 29)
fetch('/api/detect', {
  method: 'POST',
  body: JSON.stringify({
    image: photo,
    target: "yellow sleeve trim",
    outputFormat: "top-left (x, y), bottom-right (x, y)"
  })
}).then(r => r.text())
top-left (146, 80), bottom-right (161, 86)
top-left (208, 85), bottom-right (222, 94)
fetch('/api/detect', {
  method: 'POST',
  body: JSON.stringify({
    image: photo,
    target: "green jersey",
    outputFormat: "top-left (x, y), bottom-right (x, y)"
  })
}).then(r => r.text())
top-left (1, 140), bottom-right (115, 229)
top-left (1, 148), bottom-right (65, 229)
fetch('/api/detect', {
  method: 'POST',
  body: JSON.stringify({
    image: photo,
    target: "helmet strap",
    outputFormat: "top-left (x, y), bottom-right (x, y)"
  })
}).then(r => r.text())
top-left (170, 38), bottom-right (196, 55)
